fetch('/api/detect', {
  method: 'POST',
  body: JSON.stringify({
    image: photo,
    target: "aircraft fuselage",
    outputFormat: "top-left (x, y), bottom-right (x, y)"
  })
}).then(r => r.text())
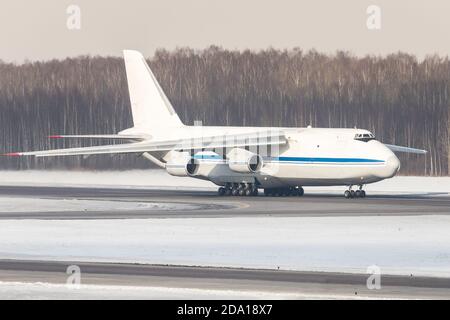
top-left (146, 125), bottom-right (401, 188)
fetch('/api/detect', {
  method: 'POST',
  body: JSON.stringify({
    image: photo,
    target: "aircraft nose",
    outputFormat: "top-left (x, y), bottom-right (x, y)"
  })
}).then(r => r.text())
top-left (384, 155), bottom-right (400, 178)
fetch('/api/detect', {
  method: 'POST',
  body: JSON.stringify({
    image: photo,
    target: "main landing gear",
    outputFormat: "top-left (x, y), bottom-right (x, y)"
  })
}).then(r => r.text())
top-left (264, 186), bottom-right (304, 197)
top-left (344, 185), bottom-right (366, 199)
top-left (218, 183), bottom-right (258, 197)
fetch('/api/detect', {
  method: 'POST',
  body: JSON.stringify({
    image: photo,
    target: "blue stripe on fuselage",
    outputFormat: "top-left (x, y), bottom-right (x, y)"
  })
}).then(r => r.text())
top-left (269, 157), bottom-right (384, 163)
top-left (193, 155), bottom-right (222, 160)
top-left (193, 154), bottom-right (385, 164)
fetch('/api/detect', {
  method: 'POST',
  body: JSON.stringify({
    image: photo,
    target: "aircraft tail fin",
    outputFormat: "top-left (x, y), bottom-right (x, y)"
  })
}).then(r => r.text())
top-left (123, 50), bottom-right (184, 132)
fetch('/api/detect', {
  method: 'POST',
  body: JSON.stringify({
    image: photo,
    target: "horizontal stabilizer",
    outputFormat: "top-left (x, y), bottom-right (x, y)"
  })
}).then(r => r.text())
top-left (385, 144), bottom-right (427, 154)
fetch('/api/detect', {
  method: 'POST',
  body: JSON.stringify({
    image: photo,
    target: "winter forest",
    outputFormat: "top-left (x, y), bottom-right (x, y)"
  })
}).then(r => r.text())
top-left (0, 47), bottom-right (448, 175)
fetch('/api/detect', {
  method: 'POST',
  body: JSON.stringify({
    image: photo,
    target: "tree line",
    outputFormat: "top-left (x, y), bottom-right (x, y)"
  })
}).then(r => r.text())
top-left (0, 47), bottom-right (448, 175)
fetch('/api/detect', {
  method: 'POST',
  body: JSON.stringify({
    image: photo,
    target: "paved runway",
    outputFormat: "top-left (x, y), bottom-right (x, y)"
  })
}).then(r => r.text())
top-left (0, 185), bottom-right (449, 299)
top-left (0, 259), bottom-right (449, 299)
top-left (0, 185), bottom-right (449, 220)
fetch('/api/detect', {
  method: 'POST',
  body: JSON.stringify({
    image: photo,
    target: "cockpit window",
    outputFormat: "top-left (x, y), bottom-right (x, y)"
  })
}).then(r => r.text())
top-left (354, 133), bottom-right (375, 142)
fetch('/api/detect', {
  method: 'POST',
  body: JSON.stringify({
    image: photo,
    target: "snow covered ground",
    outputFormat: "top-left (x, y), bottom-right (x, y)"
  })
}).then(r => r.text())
top-left (0, 170), bottom-right (449, 298)
top-left (0, 281), bottom-right (382, 300)
top-left (0, 281), bottom-right (310, 300)
top-left (0, 197), bottom-right (198, 213)
top-left (0, 215), bottom-right (449, 278)
top-left (0, 170), bottom-right (213, 190)
top-left (0, 170), bottom-right (449, 194)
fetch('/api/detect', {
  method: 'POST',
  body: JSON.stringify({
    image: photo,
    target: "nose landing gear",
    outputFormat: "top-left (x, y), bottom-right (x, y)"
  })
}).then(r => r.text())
top-left (344, 185), bottom-right (366, 199)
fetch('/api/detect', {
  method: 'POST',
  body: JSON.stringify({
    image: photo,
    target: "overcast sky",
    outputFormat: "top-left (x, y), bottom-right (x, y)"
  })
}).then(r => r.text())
top-left (1, 0), bottom-right (449, 63)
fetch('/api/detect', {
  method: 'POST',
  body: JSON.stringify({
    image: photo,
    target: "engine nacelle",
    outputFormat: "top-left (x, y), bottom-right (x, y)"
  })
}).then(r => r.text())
top-left (227, 148), bottom-right (263, 173)
top-left (164, 151), bottom-right (199, 177)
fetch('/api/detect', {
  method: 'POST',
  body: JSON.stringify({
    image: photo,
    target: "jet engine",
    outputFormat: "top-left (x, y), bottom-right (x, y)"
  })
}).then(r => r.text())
top-left (227, 148), bottom-right (263, 173)
top-left (164, 151), bottom-right (199, 177)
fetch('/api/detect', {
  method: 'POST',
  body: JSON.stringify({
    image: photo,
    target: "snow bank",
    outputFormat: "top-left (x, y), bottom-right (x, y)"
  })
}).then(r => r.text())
top-left (0, 197), bottom-right (198, 213)
top-left (0, 170), bottom-right (448, 194)
top-left (0, 281), bottom-right (309, 300)
top-left (0, 215), bottom-right (449, 278)
top-left (0, 170), bottom-right (214, 189)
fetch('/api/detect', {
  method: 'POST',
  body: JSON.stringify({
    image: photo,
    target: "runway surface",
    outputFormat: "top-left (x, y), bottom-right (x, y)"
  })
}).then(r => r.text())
top-left (0, 259), bottom-right (449, 299)
top-left (0, 185), bottom-right (449, 299)
top-left (0, 185), bottom-right (449, 220)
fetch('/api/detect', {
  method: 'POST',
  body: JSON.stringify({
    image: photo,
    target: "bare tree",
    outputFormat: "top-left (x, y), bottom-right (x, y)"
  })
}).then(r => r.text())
top-left (0, 47), bottom-right (448, 175)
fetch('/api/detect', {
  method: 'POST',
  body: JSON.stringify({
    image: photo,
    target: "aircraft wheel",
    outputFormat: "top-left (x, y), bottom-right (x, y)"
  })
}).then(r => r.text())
top-left (350, 190), bottom-right (355, 198)
top-left (231, 188), bottom-right (239, 196)
top-left (361, 190), bottom-right (366, 198)
top-left (344, 190), bottom-right (351, 199)
top-left (355, 190), bottom-right (361, 198)
top-left (218, 187), bottom-right (226, 196)
top-left (238, 189), bottom-right (245, 196)
top-left (244, 188), bottom-right (252, 196)
top-left (297, 187), bottom-right (304, 196)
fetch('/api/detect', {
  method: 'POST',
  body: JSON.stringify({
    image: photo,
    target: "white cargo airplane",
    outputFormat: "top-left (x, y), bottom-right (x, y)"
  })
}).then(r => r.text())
top-left (5, 50), bottom-right (427, 198)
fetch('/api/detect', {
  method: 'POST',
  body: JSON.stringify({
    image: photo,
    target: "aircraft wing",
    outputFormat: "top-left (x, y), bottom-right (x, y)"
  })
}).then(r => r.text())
top-left (47, 134), bottom-right (148, 141)
top-left (4, 131), bottom-right (287, 158)
top-left (385, 144), bottom-right (427, 154)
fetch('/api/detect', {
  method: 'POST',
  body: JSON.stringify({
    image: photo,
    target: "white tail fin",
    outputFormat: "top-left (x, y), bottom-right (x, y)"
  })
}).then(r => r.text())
top-left (123, 50), bottom-right (183, 131)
